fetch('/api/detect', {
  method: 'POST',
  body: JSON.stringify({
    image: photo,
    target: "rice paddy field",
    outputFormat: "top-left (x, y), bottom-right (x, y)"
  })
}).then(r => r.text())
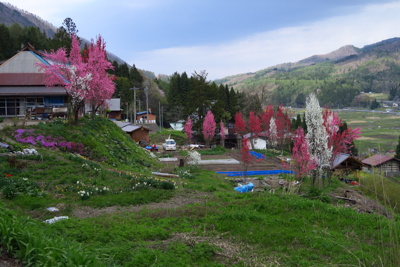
top-left (337, 110), bottom-right (400, 154)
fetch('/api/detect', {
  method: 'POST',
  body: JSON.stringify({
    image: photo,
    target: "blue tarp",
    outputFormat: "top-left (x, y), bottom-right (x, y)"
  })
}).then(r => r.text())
top-left (234, 182), bottom-right (254, 193)
top-left (216, 170), bottom-right (294, 177)
top-left (249, 151), bottom-right (266, 159)
top-left (145, 146), bottom-right (158, 150)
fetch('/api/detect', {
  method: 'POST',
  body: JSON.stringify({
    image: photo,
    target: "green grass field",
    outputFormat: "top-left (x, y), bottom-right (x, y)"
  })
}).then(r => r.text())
top-left (0, 116), bottom-right (399, 266)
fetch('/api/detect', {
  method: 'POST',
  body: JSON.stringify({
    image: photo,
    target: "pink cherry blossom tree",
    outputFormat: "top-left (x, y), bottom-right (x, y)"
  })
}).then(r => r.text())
top-left (184, 117), bottom-right (193, 144)
top-left (249, 111), bottom-right (261, 149)
top-left (37, 34), bottom-right (115, 124)
top-left (275, 105), bottom-right (292, 154)
top-left (260, 105), bottom-right (274, 135)
top-left (220, 120), bottom-right (226, 148)
top-left (241, 137), bottom-right (252, 179)
top-left (83, 35), bottom-right (115, 119)
top-left (292, 127), bottom-right (317, 181)
top-left (37, 34), bottom-right (91, 125)
top-left (203, 110), bottom-right (216, 148)
top-left (234, 111), bottom-right (247, 138)
top-left (322, 108), bottom-right (361, 186)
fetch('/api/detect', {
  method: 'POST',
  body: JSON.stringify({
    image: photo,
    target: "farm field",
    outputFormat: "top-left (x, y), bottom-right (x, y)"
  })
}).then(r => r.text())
top-left (337, 110), bottom-right (400, 154)
top-left (0, 117), bottom-right (399, 266)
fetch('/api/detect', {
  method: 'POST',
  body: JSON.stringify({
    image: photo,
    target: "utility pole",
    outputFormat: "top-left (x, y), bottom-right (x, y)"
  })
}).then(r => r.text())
top-left (159, 101), bottom-right (161, 133)
top-left (131, 87), bottom-right (140, 124)
top-left (145, 81), bottom-right (149, 123)
top-left (126, 101), bottom-right (128, 122)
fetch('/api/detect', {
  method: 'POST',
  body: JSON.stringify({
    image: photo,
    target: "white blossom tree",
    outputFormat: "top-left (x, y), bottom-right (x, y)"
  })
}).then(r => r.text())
top-left (305, 93), bottom-right (331, 185)
top-left (269, 117), bottom-right (277, 149)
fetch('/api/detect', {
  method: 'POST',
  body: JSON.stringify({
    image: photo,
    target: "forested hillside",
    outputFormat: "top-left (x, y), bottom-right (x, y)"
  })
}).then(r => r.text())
top-left (216, 38), bottom-right (400, 108)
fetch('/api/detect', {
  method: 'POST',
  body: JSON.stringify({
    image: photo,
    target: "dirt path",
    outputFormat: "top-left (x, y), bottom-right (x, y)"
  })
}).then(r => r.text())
top-left (72, 190), bottom-right (213, 219)
top-left (0, 247), bottom-right (23, 267)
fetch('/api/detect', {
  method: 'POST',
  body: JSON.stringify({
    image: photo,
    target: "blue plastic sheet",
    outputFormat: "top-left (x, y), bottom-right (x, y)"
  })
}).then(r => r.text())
top-left (249, 151), bottom-right (266, 159)
top-left (216, 170), bottom-right (294, 177)
top-left (234, 182), bottom-right (254, 193)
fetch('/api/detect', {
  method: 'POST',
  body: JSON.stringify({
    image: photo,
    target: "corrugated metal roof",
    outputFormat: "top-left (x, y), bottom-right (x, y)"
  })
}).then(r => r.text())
top-left (0, 86), bottom-right (66, 96)
top-left (122, 125), bottom-right (150, 133)
top-left (0, 51), bottom-right (45, 74)
top-left (362, 154), bottom-right (399, 166)
top-left (331, 153), bottom-right (350, 169)
top-left (118, 122), bottom-right (131, 128)
top-left (0, 73), bottom-right (48, 85)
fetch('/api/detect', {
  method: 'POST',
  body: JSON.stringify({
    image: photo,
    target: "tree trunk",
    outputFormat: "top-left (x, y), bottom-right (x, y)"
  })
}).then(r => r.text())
top-left (250, 133), bottom-right (255, 150)
top-left (74, 107), bottom-right (79, 125)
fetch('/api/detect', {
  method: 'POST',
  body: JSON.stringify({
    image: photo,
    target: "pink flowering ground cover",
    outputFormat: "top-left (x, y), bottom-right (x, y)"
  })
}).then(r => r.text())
top-left (12, 129), bottom-right (84, 154)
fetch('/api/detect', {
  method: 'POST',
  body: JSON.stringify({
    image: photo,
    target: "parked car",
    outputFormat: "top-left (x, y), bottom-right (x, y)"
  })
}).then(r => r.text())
top-left (163, 139), bottom-right (176, 151)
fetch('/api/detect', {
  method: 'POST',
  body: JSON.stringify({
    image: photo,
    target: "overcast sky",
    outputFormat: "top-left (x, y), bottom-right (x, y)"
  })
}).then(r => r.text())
top-left (6, 0), bottom-right (400, 80)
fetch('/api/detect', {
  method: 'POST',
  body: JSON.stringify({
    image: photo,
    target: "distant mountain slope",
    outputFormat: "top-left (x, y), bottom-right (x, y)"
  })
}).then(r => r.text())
top-left (0, 2), bottom-right (130, 67)
top-left (0, 2), bottom-right (57, 37)
top-left (215, 38), bottom-right (400, 108)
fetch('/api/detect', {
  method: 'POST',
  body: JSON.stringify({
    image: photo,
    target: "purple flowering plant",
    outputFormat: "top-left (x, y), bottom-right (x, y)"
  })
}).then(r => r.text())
top-left (13, 129), bottom-right (84, 154)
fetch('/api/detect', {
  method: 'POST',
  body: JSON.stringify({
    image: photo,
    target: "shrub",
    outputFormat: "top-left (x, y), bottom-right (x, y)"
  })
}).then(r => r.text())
top-left (160, 181), bottom-right (175, 190)
top-left (2, 185), bottom-right (18, 199)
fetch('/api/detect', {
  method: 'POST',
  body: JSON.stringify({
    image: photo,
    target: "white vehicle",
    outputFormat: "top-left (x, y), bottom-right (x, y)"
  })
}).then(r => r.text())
top-left (163, 139), bottom-right (176, 151)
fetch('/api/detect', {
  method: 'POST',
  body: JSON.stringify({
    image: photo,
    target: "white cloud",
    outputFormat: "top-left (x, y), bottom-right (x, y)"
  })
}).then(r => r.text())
top-left (132, 1), bottom-right (400, 80)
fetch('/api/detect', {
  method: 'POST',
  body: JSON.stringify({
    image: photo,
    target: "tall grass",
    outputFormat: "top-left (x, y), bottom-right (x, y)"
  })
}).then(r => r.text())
top-left (0, 203), bottom-right (115, 266)
top-left (359, 171), bottom-right (400, 266)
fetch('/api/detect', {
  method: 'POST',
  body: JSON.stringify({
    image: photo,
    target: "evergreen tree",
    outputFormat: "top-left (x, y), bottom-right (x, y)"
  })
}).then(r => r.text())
top-left (228, 88), bottom-right (238, 119)
top-left (112, 60), bottom-right (120, 76)
top-left (0, 24), bottom-right (13, 60)
top-left (119, 63), bottom-right (130, 78)
top-left (370, 98), bottom-right (379, 110)
top-left (167, 72), bottom-right (181, 108)
top-left (179, 72), bottom-right (190, 108)
top-left (301, 113), bottom-right (307, 133)
top-left (130, 67), bottom-right (143, 86)
top-left (186, 71), bottom-right (214, 131)
top-left (49, 18), bottom-right (80, 53)
top-left (389, 85), bottom-right (398, 101)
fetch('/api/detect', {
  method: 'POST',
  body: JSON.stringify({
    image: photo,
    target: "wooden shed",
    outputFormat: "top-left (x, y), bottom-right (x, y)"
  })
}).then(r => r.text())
top-left (120, 124), bottom-right (150, 143)
top-left (362, 154), bottom-right (400, 176)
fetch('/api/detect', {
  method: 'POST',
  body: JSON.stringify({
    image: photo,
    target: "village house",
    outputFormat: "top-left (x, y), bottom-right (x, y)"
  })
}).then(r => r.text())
top-left (362, 154), bottom-right (400, 176)
top-left (136, 110), bottom-right (156, 123)
top-left (0, 43), bottom-right (68, 119)
top-left (106, 98), bottom-right (122, 120)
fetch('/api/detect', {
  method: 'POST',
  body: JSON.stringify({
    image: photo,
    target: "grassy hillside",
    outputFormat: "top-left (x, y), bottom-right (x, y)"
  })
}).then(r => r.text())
top-left (0, 116), bottom-right (399, 266)
top-left (216, 38), bottom-right (400, 108)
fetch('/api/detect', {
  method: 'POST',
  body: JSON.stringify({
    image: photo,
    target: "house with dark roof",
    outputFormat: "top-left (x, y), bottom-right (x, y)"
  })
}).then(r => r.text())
top-left (362, 154), bottom-right (400, 175)
top-left (0, 43), bottom-right (67, 118)
top-left (331, 153), bottom-right (364, 171)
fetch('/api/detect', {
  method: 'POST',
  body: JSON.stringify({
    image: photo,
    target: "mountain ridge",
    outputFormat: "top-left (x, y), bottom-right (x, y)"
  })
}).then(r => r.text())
top-left (215, 37), bottom-right (400, 108)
